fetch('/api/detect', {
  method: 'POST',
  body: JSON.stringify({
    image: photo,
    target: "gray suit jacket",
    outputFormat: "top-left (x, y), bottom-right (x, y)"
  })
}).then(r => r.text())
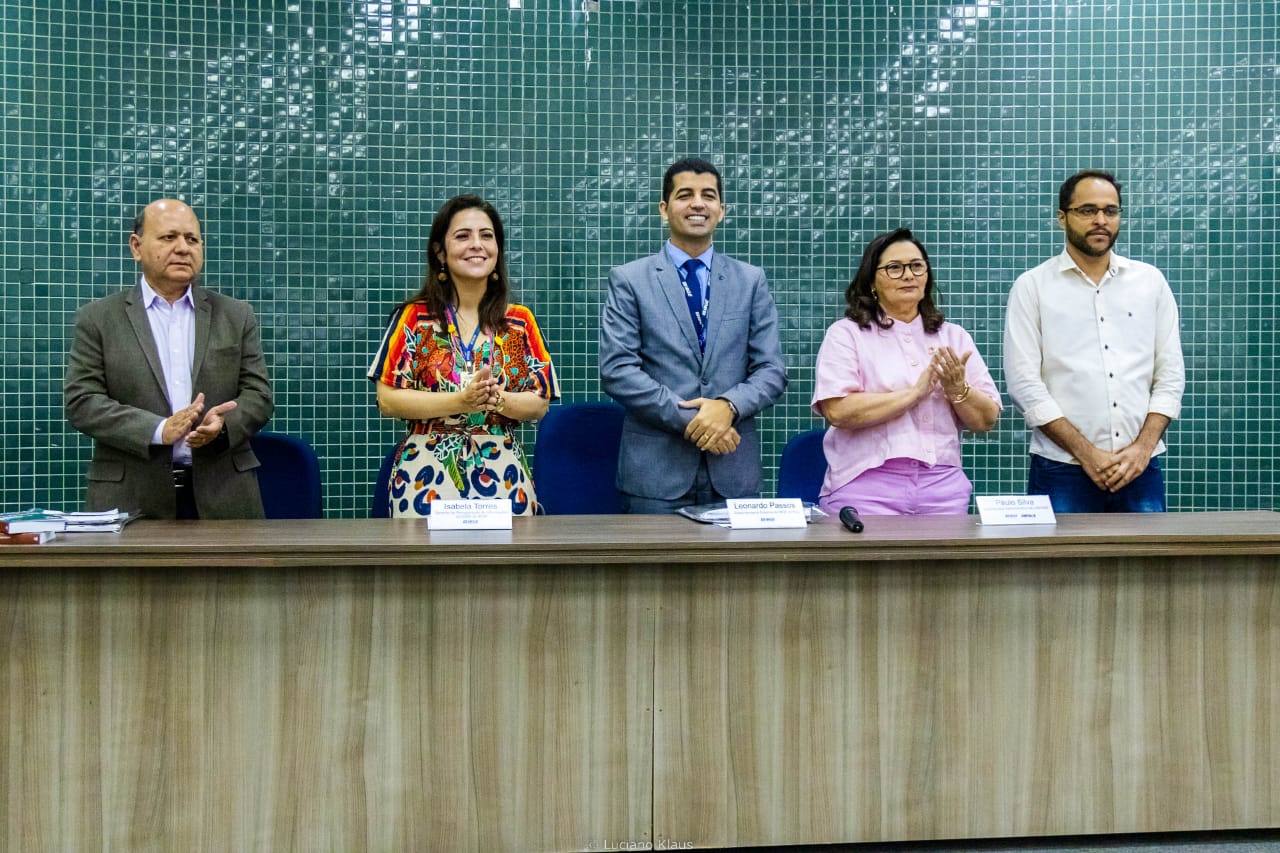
top-left (64, 282), bottom-right (274, 519)
top-left (599, 249), bottom-right (788, 500)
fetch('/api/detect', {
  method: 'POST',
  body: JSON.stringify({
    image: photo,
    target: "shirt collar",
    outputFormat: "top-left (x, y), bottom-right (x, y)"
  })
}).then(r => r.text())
top-left (665, 240), bottom-right (715, 271)
top-left (875, 312), bottom-right (925, 335)
top-left (139, 276), bottom-right (195, 310)
top-left (1055, 249), bottom-right (1130, 283)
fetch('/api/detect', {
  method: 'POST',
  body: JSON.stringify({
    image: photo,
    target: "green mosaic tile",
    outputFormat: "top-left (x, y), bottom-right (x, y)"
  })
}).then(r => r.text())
top-left (2, 0), bottom-right (1276, 515)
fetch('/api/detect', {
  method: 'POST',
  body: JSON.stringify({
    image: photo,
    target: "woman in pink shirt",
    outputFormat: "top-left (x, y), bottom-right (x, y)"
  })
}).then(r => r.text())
top-left (812, 229), bottom-right (1001, 515)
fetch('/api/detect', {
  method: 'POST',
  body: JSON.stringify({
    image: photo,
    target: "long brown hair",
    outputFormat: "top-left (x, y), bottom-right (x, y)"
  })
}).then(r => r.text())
top-left (402, 194), bottom-right (511, 333)
top-left (844, 228), bottom-right (945, 334)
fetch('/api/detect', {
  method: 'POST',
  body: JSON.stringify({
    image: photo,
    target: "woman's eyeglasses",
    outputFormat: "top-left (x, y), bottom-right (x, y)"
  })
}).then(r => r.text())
top-left (877, 260), bottom-right (928, 279)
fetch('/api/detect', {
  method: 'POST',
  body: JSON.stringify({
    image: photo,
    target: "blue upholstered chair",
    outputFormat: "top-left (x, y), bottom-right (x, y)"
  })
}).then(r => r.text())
top-left (776, 427), bottom-right (828, 504)
top-left (370, 443), bottom-right (399, 518)
top-left (532, 401), bottom-right (626, 515)
top-left (249, 431), bottom-right (323, 519)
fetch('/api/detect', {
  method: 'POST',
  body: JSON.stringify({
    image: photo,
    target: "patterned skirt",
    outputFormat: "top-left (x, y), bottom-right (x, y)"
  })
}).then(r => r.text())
top-left (385, 426), bottom-right (540, 517)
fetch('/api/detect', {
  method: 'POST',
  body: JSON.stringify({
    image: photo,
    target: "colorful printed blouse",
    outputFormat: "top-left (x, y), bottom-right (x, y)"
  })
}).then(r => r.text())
top-left (367, 302), bottom-right (559, 433)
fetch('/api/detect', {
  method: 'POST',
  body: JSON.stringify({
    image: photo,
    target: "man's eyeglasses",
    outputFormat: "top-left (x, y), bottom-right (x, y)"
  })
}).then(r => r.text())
top-left (1065, 205), bottom-right (1122, 219)
top-left (877, 260), bottom-right (928, 279)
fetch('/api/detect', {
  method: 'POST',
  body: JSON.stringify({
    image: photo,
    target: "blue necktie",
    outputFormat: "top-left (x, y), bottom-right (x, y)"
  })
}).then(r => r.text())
top-left (681, 258), bottom-right (707, 352)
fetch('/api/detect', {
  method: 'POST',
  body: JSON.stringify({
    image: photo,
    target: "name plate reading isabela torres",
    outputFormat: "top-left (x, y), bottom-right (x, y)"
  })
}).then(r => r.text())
top-left (726, 498), bottom-right (808, 529)
top-left (976, 495), bottom-right (1056, 526)
top-left (427, 499), bottom-right (514, 530)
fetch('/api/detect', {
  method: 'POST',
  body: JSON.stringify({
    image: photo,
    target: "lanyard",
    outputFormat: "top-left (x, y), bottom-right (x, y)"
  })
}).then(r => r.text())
top-left (445, 304), bottom-right (493, 374)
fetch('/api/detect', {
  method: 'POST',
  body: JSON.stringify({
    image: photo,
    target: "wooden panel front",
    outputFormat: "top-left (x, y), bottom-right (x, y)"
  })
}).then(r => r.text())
top-left (0, 565), bottom-right (656, 852)
top-left (3, 514), bottom-right (1279, 851)
top-left (652, 556), bottom-right (1280, 847)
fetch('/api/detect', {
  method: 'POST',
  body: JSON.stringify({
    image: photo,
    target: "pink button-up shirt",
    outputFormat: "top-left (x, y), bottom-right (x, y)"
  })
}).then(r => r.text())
top-left (811, 315), bottom-right (1001, 496)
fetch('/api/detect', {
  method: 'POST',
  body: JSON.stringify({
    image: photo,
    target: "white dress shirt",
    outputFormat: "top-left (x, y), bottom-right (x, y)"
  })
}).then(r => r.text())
top-left (140, 277), bottom-right (197, 465)
top-left (1004, 250), bottom-right (1185, 464)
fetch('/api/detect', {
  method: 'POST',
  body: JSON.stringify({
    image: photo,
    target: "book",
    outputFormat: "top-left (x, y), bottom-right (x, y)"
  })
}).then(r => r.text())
top-left (0, 509), bottom-right (67, 534)
top-left (0, 530), bottom-right (58, 545)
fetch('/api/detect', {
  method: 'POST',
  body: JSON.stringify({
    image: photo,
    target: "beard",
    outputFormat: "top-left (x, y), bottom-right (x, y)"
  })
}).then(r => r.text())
top-left (1066, 223), bottom-right (1119, 258)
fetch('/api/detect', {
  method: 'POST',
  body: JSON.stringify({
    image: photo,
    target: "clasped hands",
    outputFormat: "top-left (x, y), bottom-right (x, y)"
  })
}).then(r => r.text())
top-left (1081, 443), bottom-right (1153, 494)
top-left (679, 397), bottom-right (739, 455)
top-left (162, 392), bottom-right (237, 448)
top-left (458, 365), bottom-right (505, 414)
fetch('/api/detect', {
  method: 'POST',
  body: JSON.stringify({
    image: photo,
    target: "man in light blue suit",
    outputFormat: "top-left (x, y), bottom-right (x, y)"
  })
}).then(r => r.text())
top-left (600, 158), bottom-right (788, 513)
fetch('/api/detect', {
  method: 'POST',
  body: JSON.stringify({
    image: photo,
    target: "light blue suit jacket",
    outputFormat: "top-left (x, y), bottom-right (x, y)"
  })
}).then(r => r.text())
top-left (599, 249), bottom-right (788, 500)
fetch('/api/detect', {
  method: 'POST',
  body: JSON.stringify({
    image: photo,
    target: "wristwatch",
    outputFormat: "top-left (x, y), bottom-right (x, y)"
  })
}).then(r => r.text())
top-left (719, 397), bottom-right (739, 423)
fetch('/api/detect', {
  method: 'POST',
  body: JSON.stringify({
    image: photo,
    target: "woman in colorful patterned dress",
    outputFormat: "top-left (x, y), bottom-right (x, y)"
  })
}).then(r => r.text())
top-left (368, 195), bottom-right (559, 516)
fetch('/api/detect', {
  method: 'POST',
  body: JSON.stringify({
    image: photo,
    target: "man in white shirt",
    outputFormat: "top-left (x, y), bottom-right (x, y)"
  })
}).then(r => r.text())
top-left (1004, 171), bottom-right (1185, 512)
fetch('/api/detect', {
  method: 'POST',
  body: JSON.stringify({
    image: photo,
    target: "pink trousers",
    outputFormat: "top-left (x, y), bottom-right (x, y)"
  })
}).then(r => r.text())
top-left (818, 457), bottom-right (972, 516)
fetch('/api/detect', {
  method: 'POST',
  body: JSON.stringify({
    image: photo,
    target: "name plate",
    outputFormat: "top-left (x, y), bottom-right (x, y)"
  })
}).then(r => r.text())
top-left (427, 499), bottom-right (513, 530)
top-left (726, 498), bottom-right (807, 529)
top-left (976, 495), bottom-right (1056, 526)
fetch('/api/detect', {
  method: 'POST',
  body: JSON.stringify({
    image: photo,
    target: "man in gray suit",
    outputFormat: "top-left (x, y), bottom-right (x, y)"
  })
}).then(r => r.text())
top-left (600, 158), bottom-right (788, 513)
top-left (65, 199), bottom-right (274, 519)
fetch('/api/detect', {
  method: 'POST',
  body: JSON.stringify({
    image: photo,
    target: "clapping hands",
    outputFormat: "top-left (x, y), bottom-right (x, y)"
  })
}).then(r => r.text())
top-left (459, 365), bottom-right (503, 413)
top-left (929, 346), bottom-right (972, 399)
top-left (161, 391), bottom-right (238, 448)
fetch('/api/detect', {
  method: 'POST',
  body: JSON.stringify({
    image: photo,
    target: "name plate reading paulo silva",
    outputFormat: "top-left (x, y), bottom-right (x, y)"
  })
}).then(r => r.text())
top-left (726, 498), bottom-right (808, 529)
top-left (427, 499), bottom-right (514, 530)
top-left (975, 495), bottom-right (1056, 526)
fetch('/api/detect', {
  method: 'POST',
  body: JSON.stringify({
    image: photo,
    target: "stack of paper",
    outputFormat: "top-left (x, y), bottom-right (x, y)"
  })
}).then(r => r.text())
top-left (0, 507), bottom-right (140, 536)
top-left (60, 509), bottom-right (139, 533)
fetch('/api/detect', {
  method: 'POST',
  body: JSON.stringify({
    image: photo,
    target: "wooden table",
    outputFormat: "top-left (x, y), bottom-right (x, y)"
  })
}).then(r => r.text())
top-left (3, 512), bottom-right (1279, 851)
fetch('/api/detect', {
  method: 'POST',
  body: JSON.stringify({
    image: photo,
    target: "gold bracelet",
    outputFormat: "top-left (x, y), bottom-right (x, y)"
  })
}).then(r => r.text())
top-left (950, 383), bottom-right (971, 404)
top-left (494, 393), bottom-right (506, 414)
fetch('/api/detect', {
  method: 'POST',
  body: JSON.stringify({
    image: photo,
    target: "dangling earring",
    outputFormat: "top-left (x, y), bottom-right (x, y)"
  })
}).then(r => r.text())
top-left (872, 289), bottom-right (879, 302)
top-left (437, 271), bottom-right (446, 282)
top-left (491, 272), bottom-right (499, 282)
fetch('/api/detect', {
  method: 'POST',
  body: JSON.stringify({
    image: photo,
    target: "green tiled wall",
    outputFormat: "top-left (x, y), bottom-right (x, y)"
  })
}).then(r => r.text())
top-left (2, 1), bottom-right (1276, 515)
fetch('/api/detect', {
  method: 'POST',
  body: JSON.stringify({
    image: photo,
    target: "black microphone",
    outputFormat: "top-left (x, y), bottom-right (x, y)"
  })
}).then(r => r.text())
top-left (838, 505), bottom-right (865, 533)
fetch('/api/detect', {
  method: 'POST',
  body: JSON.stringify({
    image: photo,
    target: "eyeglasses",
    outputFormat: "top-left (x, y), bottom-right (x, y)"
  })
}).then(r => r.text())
top-left (877, 260), bottom-right (928, 279)
top-left (1065, 205), bottom-right (1122, 219)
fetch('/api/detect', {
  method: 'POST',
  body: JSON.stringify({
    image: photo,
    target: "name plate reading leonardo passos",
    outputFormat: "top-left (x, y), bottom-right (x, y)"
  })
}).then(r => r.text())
top-left (427, 499), bottom-right (514, 530)
top-left (726, 498), bottom-right (808, 529)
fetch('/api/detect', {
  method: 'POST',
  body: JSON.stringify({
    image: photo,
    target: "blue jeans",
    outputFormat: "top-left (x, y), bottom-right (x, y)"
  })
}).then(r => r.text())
top-left (1028, 454), bottom-right (1166, 513)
